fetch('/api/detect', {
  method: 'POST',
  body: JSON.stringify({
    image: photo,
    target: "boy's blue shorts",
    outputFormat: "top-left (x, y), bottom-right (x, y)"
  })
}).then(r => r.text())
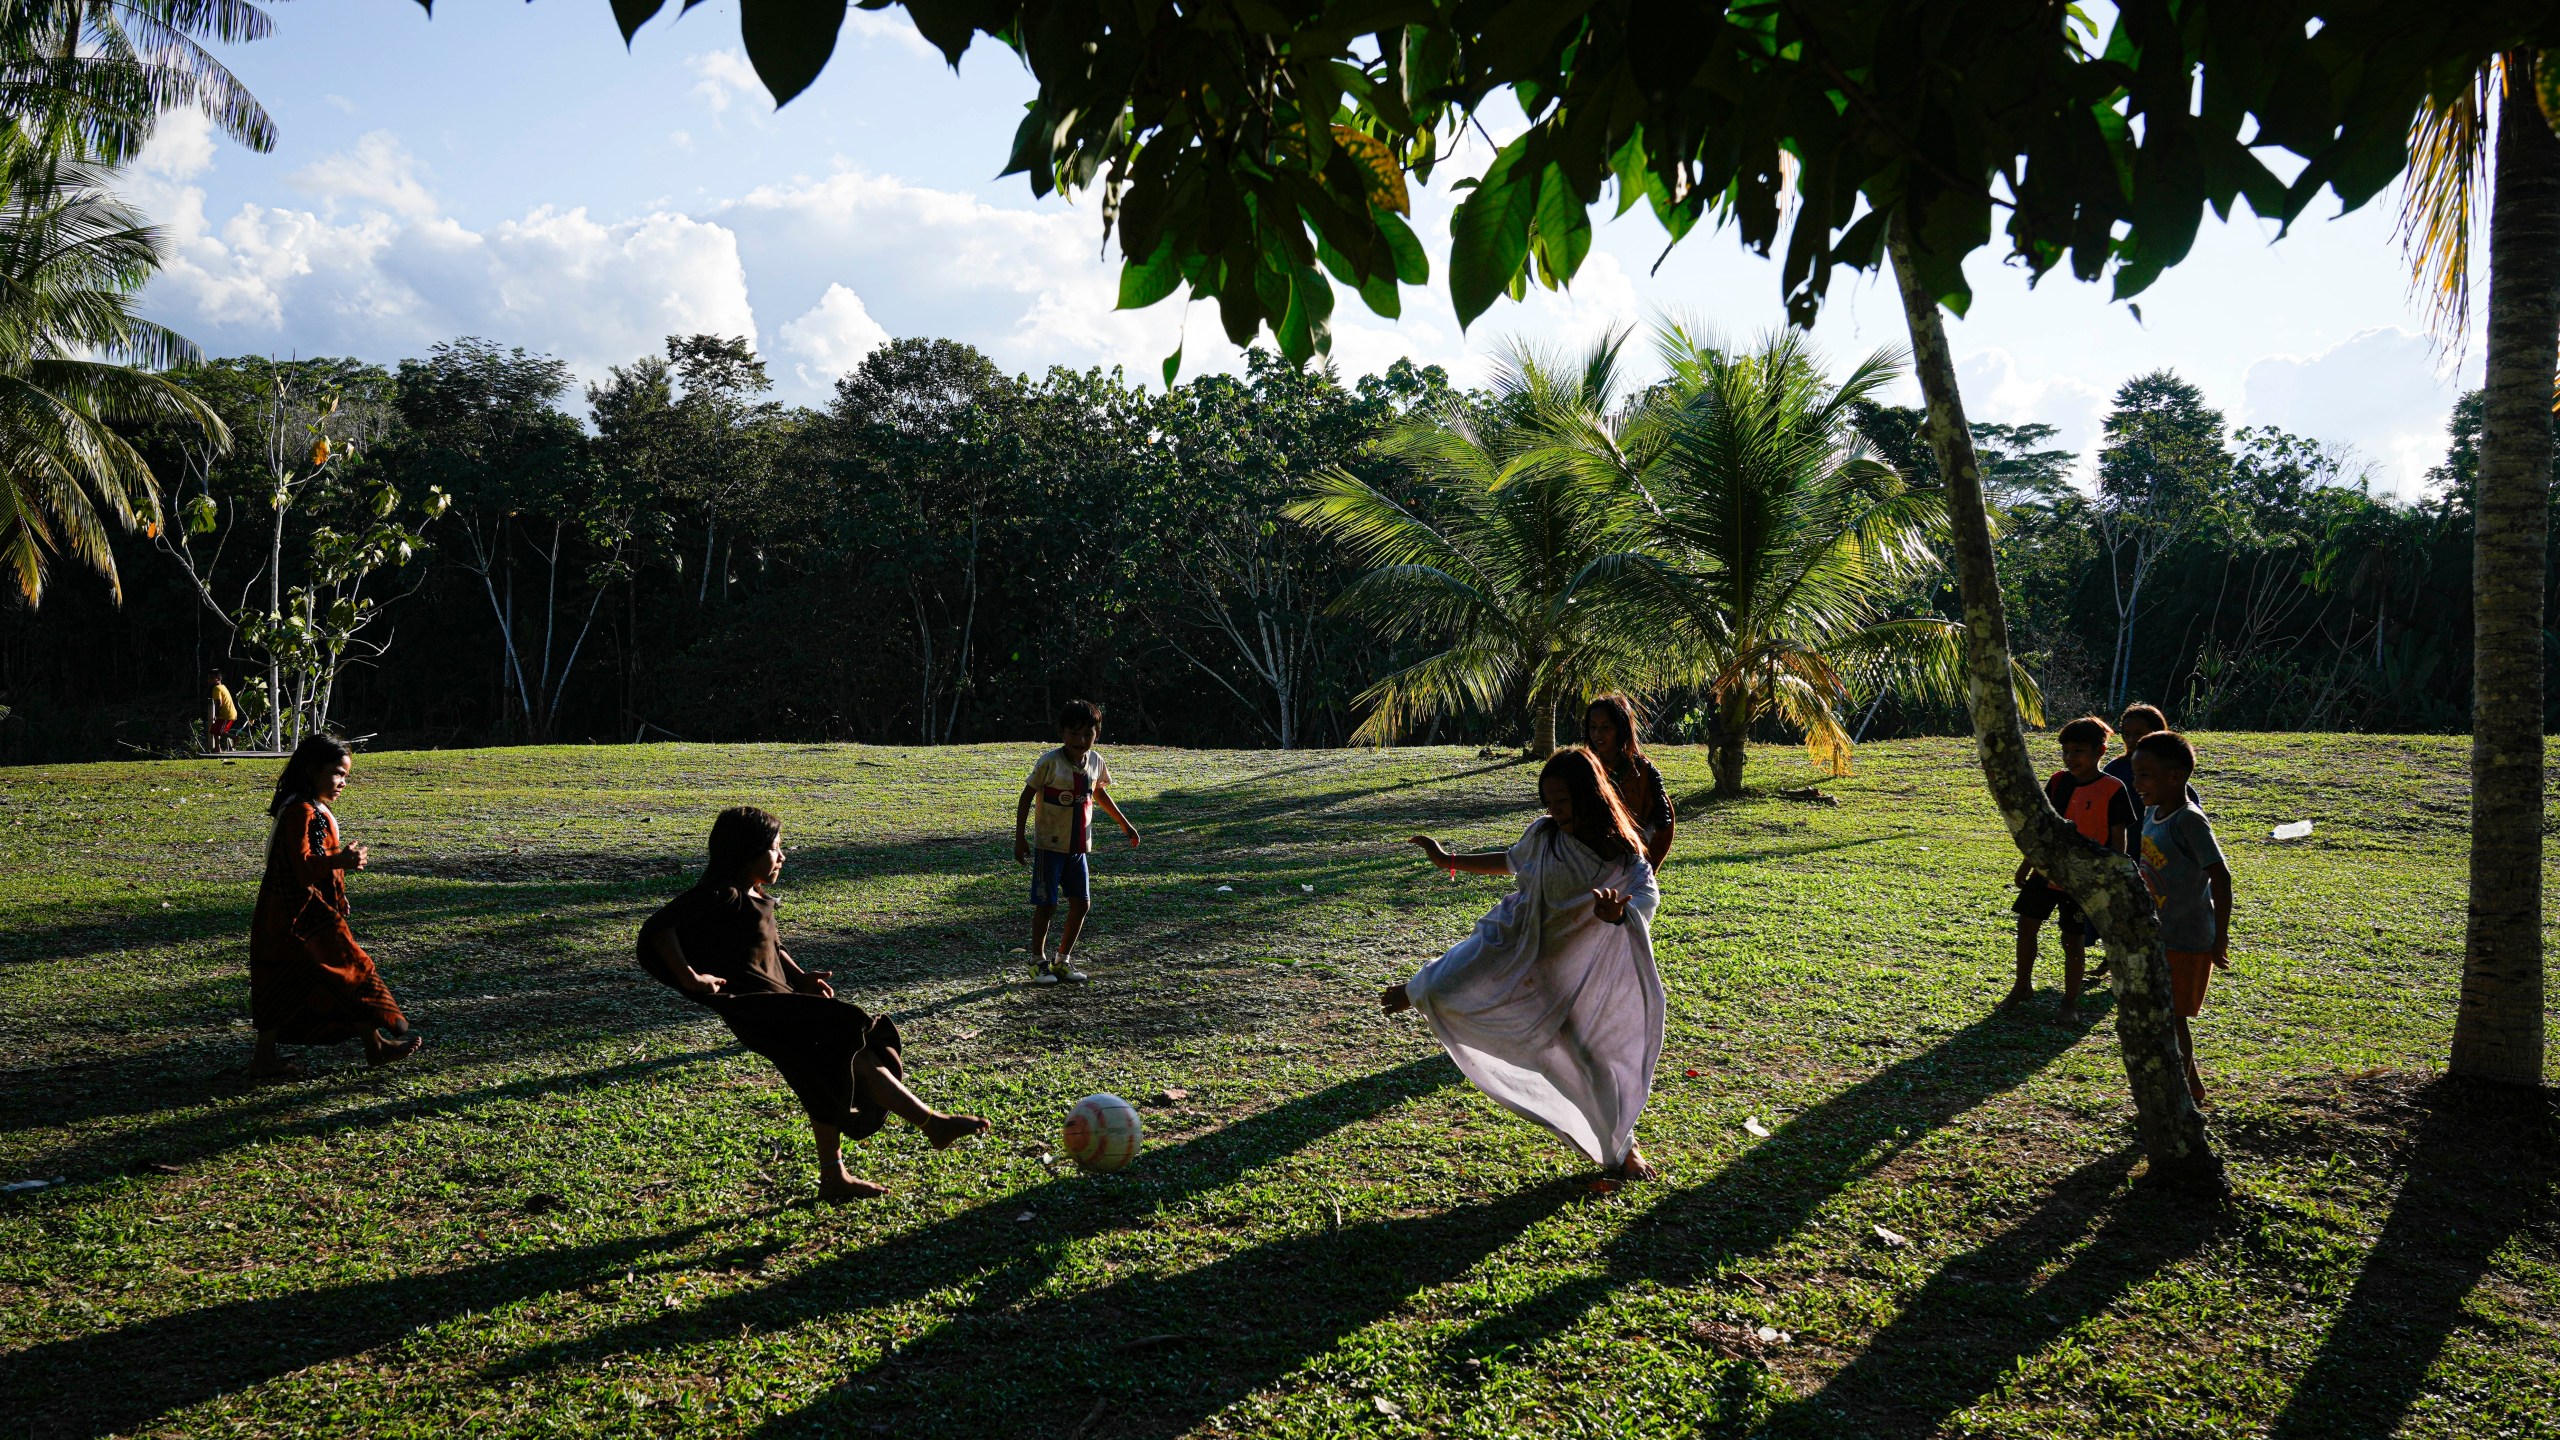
top-left (1031, 849), bottom-right (1090, 907)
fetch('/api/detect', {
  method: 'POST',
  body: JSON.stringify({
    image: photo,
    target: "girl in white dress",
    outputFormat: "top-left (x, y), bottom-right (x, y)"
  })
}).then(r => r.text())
top-left (1382, 746), bottom-right (1666, 1180)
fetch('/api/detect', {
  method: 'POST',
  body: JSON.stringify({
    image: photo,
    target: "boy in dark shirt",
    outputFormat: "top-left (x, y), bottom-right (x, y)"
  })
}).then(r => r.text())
top-left (2008, 716), bottom-right (2137, 1019)
top-left (2103, 702), bottom-right (2200, 811)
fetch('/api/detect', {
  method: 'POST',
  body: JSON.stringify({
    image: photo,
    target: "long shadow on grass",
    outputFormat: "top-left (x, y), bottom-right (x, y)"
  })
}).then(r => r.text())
top-left (2263, 1077), bottom-right (2556, 1440)
top-left (0, 1220), bottom-right (746, 1440)
top-left (481, 1059), bottom-right (1468, 1413)
top-left (761, 1183), bottom-right (1578, 1439)
top-left (1436, 1008), bottom-right (2104, 1375)
top-left (1764, 1147), bottom-right (2216, 1437)
top-left (8, 1044), bottom-right (734, 1180)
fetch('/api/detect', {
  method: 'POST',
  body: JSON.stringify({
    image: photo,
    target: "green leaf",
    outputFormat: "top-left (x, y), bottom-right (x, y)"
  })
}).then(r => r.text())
top-left (1374, 204), bottom-right (1428, 285)
top-left (1358, 270), bottom-right (1400, 319)
top-left (1118, 235), bottom-right (1183, 310)
top-left (1449, 137), bottom-right (1538, 328)
top-left (610, 0), bottom-right (666, 43)
top-left (1162, 345), bottom-right (1184, 387)
top-left (739, 0), bottom-right (843, 107)
top-left (1531, 161), bottom-right (1591, 286)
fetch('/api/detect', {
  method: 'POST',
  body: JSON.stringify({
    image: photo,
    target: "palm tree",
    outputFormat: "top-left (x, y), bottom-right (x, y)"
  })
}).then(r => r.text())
top-left (2395, 56), bottom-right (2560, 1087)
top-left (0, 150), bottom-right (226, 602)
top-left (0, 0), bottom-right (266, 604)
top-left (1545, 326), bottom-right (2037, 794)
top-left (0, 0), bottom-right (277, 164)
top-left (1286, 332), bottom-right (1661, 755)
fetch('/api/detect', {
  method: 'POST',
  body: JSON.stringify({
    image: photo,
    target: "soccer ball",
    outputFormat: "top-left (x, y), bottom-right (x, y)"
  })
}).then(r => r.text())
top-left (1062, 1093), bottom-right (1143, 1173)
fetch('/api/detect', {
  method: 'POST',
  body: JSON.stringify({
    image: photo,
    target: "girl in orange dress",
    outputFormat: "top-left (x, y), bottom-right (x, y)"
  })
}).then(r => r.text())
top-left (247, 736), bottom-right (421, 1078)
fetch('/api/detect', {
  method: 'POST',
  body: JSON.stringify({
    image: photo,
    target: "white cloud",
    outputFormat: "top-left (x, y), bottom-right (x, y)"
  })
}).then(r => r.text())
top-left (2240, 327), bottom-right (2467, 497)
top-left (136, 107), bottom-right (217, 183)
top-left (689, 48), bottom-right (765, 115)
top-left (138, 134), bottom-right (755, 381)
top-left (1954, 348), bottom-right (2112, 483)
top-left (842, 8), bottom-right (945, 61)
top-left (290, 131), bottom-right (436, 219)
top-left (779, 283), bottom-right (890, 386)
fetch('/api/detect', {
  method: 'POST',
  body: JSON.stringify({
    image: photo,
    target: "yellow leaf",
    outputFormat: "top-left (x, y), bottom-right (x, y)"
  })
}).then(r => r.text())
top-left (1332, 125), bottom-right (1409, 216)
top-left (310, 437), bottom-right (332, 467)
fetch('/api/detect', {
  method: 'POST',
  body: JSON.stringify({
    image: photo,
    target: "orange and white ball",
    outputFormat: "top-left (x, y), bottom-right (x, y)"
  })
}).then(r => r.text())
top-left (1062, 1093), bottom-right (1143, 1172)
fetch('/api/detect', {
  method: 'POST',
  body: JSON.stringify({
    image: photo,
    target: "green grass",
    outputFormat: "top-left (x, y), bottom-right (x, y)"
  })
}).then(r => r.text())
top-left (0, 735), bottom-right (2552, 1439)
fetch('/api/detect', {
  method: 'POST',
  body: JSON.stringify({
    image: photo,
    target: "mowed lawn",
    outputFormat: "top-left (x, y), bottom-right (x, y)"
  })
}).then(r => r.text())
top-left (0, 736), bottom-right (2552, 1439)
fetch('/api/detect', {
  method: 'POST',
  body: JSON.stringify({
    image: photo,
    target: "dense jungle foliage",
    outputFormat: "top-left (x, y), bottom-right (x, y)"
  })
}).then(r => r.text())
top-left (0, 332), bottom-right (2532, 764)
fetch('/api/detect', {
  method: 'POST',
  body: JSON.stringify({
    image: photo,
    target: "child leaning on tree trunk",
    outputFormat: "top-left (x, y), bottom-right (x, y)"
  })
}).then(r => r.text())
top-left (2129, 730), bottom-right (2233, 1107)
top-left (2009, 715), bottom-right (2137, 1020)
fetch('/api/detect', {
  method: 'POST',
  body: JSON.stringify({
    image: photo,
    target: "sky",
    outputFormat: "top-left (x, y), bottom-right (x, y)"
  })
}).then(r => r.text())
top-left (128, 0), bottom-right (2484, 495)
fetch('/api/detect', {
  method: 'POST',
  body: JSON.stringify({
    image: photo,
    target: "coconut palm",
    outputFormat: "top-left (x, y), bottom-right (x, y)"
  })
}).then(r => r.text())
top-left (1546, 326), bottom-right (2038, 794)
top-left (2395, 57), bottom-right (2560, 1087)
top-left (1286, 331), bottom-right (1663, 755)
top-left (0, 0), bottom-right (277, 164)
top-left (0, 150), bottom-right (226, 602)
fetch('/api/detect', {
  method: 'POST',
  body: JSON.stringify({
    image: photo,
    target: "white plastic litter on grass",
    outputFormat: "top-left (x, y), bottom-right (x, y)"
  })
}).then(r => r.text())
top-left (1300, 884), bottom-right (1314, 893)
top-left (1215, 885), bottom-right (1233, 893)
top-left (2272, 820), bottom-right (2314, 840)
top-left (1873, 1224), bottom-right (1909, 1248)
top-left (1743, 1117), bottom-right (1771, 1138)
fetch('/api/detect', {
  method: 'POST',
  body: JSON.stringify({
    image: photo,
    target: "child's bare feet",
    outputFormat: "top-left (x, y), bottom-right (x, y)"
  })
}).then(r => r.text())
top-left (2057, 997), bottom-right (2080, 1023)
top-left (919, 1113), bottom-right (990, 1150)
top-left (1619, 1145), bottom-right (1658, 1181)
top-left (818, 1169), bottom-right (887, 1202)
top-left (1999, 982), bottom-right (2034, 1008)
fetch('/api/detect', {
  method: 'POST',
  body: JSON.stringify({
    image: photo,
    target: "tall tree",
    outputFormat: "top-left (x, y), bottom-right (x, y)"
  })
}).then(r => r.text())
top-left (2417, 59), bottom-right (2560, 1086)
top-left (390, 339), bottom-right (606, 740)
top-left (2094, 373), bottom-right (2231, 710)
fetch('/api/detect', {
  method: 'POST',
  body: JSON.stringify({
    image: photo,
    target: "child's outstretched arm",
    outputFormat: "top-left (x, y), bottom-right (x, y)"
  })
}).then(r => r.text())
top-left (1014, 783), bottom-right (1036, 863)
top-left (1409, 836), bottom-right (1510, 876)
top-left (2208, 862), bottom-right (2233, 968)
top-left (1096, 788), bottom-right (1140, 846)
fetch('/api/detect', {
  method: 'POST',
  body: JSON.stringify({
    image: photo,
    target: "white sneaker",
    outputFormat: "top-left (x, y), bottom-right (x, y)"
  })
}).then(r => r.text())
top-left (1031, 960), bottom-right (1059, 985)
top-left (1049, 960), bottom-right (1089, 984)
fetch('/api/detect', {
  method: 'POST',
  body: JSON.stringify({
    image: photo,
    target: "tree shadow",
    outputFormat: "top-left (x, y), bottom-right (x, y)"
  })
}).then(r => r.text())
top-left (1763, 1147), bottom-right (2218, 1437)
top-left (757, 1182), bottom-right (1578, 1438)
top-left (1434, 1007), bottom-right (2105, 1372)
top-left (0, 1220), bottom-right (742, 1440)
top-left (479, 1059), bottom-right (1466, 1392)
top-left (2263, 1077), bottom-right (2556, 1440)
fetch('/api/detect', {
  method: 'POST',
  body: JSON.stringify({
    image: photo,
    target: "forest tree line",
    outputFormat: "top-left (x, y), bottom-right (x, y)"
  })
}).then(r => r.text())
top-left (0, 327), bottom-right (2537, 765)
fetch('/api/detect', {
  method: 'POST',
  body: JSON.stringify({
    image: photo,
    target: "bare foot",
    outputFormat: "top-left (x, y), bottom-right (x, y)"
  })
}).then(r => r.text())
top-left (367, 1034), bottom-right (423, 1068)
top-left (920, 1113), bottom-right (990, 1150)
top-left (818, 1172), bottom-right (887, 1203)
top-left (1999, 983), bottom-right (2034, 1009)
top-left (2057, 1000), bottom-right (2080, 1024)
top-left (1619, 1145), bottom-right (1658, 1182)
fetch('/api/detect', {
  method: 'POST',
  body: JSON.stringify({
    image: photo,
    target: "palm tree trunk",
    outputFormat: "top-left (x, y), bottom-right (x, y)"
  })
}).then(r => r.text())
top-left (1888, 211), bottom-right (2223, 1194)
top-left (1710, 691), bottom-right (1750, 795)
top-left (2455, 59), bottom-right (2560, 1087)
top-left (1530, 679), bottom-right (1560, 757)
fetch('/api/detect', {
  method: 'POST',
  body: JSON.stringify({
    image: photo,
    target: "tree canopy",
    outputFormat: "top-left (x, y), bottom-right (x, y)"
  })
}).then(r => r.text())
top-left (517, 1), bottom-right (2560, 373)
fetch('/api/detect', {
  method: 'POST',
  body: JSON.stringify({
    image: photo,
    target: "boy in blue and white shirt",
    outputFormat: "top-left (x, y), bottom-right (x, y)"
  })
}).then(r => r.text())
top-left (1013, 699), bottom-right (1140, 985)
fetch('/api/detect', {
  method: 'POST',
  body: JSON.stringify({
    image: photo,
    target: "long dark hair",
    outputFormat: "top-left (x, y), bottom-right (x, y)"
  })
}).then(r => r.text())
top-left (1583, 693), bottom-right (1647, 764)
top-left (1539, 746), bottom-right (1645, 862)
top-left (700, 805), bottom-right (782, 900)
top-left (267, 735), bottom-right (353, 817)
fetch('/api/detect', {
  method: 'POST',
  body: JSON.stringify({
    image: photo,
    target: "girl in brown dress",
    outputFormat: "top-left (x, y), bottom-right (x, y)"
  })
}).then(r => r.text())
top-left (248, 736), bottom-right (422, 1078)
top-left (640, 806), bottom-right (989, 1201)
top-left (1584, 694), bottom-right (1676, 871)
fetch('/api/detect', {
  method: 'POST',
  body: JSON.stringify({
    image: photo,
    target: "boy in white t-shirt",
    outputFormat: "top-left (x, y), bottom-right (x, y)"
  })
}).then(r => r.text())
top-left (1013, 699), bottom-right (1140, 984)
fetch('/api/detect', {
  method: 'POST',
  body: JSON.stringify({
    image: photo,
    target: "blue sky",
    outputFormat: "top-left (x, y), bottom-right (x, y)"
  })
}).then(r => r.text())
top-left (131, 0), bottom-right (2480, 493)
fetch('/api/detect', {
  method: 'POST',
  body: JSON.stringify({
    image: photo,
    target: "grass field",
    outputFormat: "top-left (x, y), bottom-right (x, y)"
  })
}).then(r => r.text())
top-left (1, 735), bottom-right (2553, 1439)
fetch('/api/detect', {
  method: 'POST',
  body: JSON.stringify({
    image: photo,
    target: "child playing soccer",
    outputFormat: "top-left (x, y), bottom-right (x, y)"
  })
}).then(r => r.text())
top-left (1013, 699), bottom-right (1139, 984)
top-left (247, 736), bottom-right (420, 1078)
top-left (2010, 716), bottom-right (2137, 1019)
top-left (2129, 731), bottom-right (2233, 1106)
top-left (1382, 747), bottom-right (1664, 1183)
top-left (640, 806), bottom-right (989, 1201)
